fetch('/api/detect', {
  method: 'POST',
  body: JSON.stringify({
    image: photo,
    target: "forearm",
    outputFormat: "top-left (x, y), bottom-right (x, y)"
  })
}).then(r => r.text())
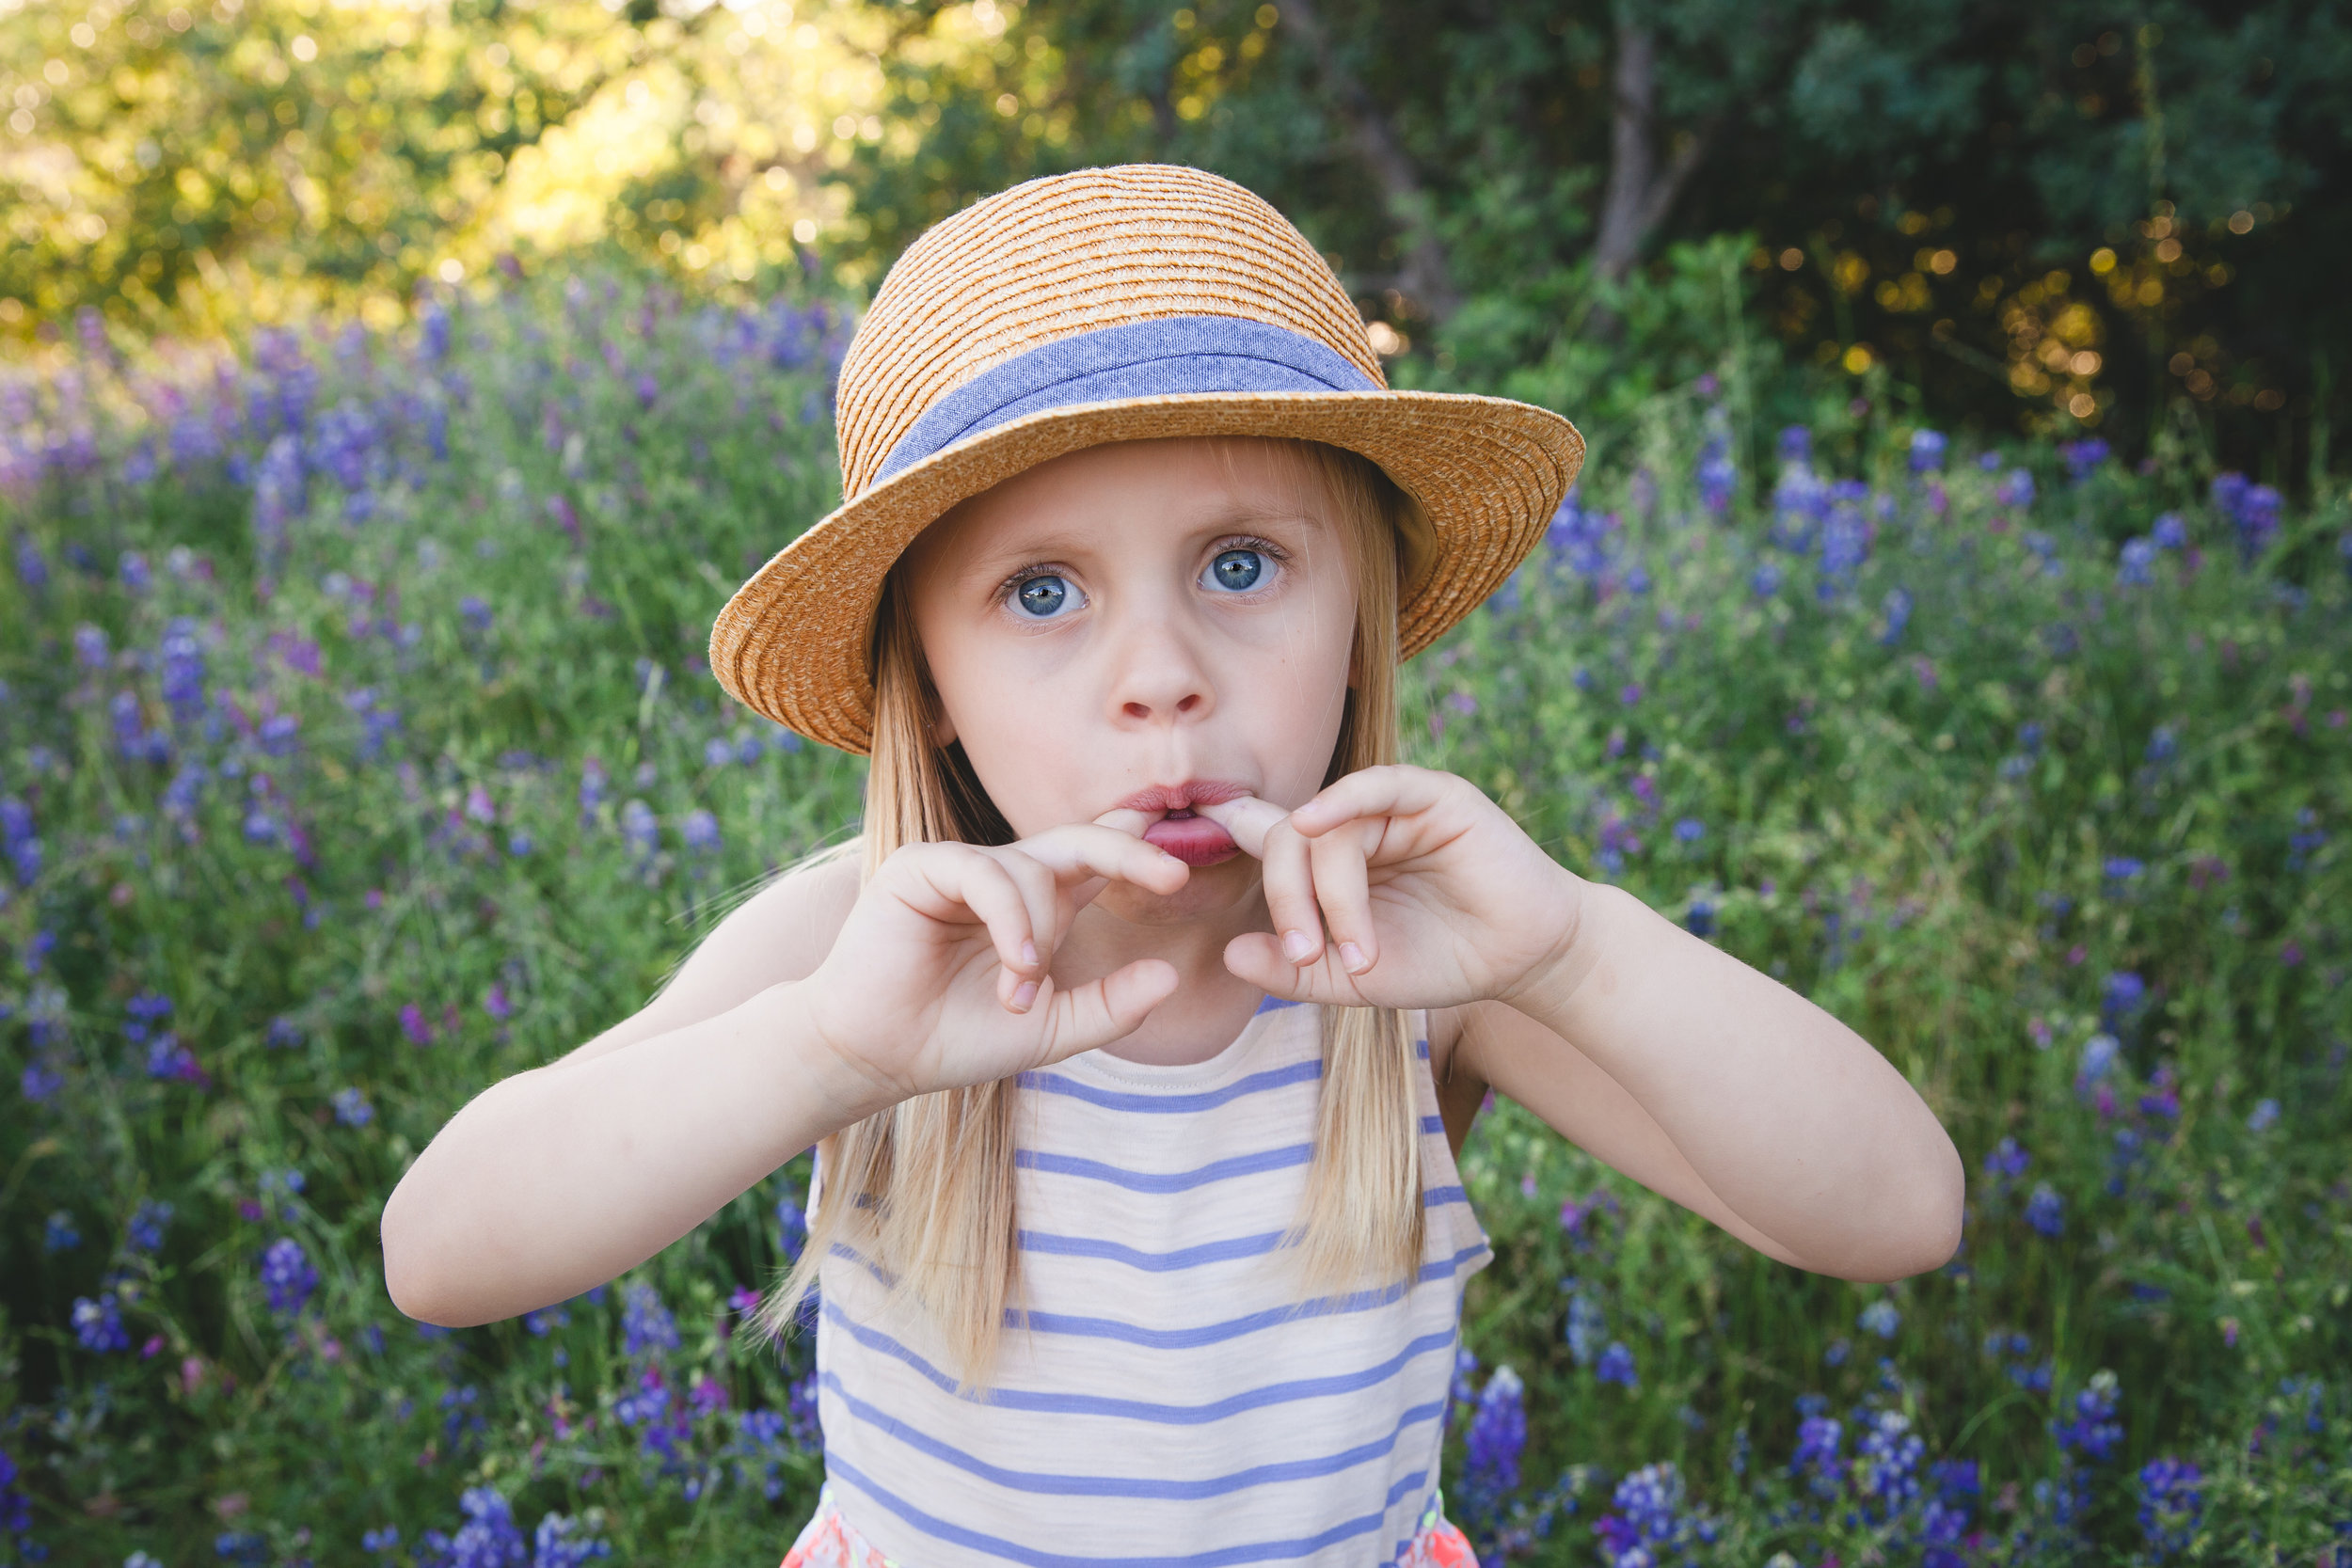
top-left (1513, 881), bottom-right (1964, 1279)
top-left (380, 978), bottom-right (892, 1326)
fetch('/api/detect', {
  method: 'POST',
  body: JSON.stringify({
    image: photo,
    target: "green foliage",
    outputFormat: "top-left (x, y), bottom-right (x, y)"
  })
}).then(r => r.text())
top-left (2, 264), bottom-right (2349, 1560)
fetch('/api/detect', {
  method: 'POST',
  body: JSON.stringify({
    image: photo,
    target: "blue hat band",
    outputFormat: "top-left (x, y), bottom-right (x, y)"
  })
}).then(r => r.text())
top-left (870, 314), bottom-right (1380, 487)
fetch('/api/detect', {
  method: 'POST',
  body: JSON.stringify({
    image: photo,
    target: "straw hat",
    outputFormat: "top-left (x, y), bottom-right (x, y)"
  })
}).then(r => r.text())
top-left (707, 163), bottom-right (1585, 754)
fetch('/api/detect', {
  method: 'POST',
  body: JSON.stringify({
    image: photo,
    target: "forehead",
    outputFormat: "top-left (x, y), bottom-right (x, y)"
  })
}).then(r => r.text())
top-left (905, 437), bottom-right (1349, 578)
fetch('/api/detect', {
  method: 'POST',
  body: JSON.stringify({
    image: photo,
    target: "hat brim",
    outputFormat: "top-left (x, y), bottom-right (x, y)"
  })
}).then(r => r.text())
top-left (707, 388), bottom-right (1584, 754)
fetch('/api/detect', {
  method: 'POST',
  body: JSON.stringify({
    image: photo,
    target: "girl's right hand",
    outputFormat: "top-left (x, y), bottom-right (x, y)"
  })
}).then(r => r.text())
top-left (802, 826), bottom-right (1189, 1104)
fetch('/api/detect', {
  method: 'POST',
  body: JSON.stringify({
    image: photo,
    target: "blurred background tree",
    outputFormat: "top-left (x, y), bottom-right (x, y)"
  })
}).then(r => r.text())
top-left (4, 0), bottom-right (2344, 487)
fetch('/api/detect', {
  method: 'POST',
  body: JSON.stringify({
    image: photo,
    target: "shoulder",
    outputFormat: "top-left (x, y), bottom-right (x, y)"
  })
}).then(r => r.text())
top-left (644, 842), bottom-right (863, 1020)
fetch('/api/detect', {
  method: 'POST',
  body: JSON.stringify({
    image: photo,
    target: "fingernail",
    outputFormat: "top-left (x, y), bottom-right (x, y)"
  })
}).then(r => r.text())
top-left (1282, 929), bottom-right (1315, 963)
top-left (1010, 979), bottom-right (1039, 1010)
top-left (1020, 940), bottom-right (1039, 968)
top-left (1340, 942), bottom-right (1368, 973)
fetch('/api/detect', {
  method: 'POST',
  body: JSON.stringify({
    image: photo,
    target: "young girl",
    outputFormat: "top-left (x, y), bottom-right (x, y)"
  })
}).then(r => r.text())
top-left (381, 165), bottom-right (1964, 1568)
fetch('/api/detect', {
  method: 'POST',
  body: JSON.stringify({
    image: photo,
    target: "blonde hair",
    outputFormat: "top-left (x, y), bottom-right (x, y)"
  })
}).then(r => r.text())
top-left (742, 437), bottom-right (1428, 1395)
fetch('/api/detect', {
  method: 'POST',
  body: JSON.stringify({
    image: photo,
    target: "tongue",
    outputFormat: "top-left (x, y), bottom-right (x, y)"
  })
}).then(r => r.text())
top-left (1143, 815), bottom-right (1239, 866)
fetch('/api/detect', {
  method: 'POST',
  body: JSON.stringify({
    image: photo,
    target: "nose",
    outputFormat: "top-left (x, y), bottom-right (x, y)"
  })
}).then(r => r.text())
top-left (1104, 606), bottom-right (1215, 729)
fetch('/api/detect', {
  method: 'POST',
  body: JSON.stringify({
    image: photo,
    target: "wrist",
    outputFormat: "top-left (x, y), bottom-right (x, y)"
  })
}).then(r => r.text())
top-left (1497, 871), bottom-right (1615, 1023)
top-left (763, 974), bottom-right (905, 1130)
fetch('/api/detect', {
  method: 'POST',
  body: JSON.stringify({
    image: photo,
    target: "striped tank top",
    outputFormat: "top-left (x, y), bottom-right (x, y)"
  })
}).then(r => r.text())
top-left (805, 994), bottom-right (1495, 1567)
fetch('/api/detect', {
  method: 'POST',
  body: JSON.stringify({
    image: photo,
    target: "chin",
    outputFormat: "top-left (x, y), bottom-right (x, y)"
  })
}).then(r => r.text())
top-left (1098, 855), bottom-right (1255, 922)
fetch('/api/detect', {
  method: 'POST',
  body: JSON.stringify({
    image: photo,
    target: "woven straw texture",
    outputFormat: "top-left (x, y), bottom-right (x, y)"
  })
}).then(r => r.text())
top-left (708, 163), bottom-right (1585, 755)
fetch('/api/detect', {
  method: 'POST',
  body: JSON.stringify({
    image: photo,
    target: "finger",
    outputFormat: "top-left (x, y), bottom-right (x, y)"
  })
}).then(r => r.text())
top-left (1309, 828), bottom-right (1377, 974)
top-left (1222, 933), bottom-right (1366, 1008)
top-left (1020, 822), bottom-right (1192, 896)
top-left (1290, 765), bottom-right (1452, 840)
top-left (1191, 795), bottom-right (1289, 861)
top-left (1090, 805), bottom-right (1159, 840)
top-left (1032, 960), bottom-right (1181, 1062)
top-left (906, 847), bottom-right (1045, 1010)
top-left (980, 847), bottom-right (1063, 973)
top-left (1257, 816), bottom-right (1327, 970)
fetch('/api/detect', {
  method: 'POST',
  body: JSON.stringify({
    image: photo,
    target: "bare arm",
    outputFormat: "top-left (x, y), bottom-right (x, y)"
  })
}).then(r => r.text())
top-left (380, 853), bottom-right (877, 1326)
top-left (1497, 882), bottom-right (1964, 1282)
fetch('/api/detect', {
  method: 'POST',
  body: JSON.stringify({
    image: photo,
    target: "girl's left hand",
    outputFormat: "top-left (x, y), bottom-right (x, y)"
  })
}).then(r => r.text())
top-left (1193, 764), bottom-right (1588, 1012)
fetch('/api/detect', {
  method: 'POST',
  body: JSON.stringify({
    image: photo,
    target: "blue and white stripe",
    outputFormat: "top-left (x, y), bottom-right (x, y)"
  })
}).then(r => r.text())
top-left (811, 996), bottom-right (1495, 1567)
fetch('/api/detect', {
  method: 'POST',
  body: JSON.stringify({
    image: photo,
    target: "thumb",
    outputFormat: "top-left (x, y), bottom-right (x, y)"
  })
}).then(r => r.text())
top-left (1032, 959), bottom-right (1180, 1063)
top-left (1223, 933), bottom-right (1362, 1006)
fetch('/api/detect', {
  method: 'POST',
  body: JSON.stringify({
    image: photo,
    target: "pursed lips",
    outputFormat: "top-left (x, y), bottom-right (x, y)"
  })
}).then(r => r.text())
top-left (1110, 779), bottom-right (1254, 866)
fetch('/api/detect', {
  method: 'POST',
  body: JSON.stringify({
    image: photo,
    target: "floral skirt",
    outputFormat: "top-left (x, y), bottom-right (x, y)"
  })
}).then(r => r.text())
top-left (779, 1480), bottom-right (1478, 1568)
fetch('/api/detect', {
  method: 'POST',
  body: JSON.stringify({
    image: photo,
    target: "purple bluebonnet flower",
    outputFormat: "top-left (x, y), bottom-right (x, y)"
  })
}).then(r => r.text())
top-left (1880, 585), bottom-right (1913, 644)
top-left (2055, 1370), bottom-right (2123, 1460)
top-left (1596, 1340), bottom-right (1638, 1387)
top-left (4, 796), bottom-right (42, 884)
top-left (1776, 425), bottom-right (1812, 464)
top-left (623, 1280), bottom-right (680, 1357)
top-left (2118, 536), bottom-right (2156, 585)
top-left (1695, 436), bottom-right (1737, 515)
top-left (459, 594), bottom-right (492, 633)
top-left (1854, 1408), bottom-right (1925, 1514)
top-left (13, 529), bottom-right (49, 592)
top-left (1823, 1337), bottom-right (1851, 1367)
top-left (704, 736), bottom-right (736, 768)
top-left (2105, 855), bottom-right (2145, 883)
top-left (72, 1291), bottom-right (132, 1353)
top-left (2076, 1033), bottom-right (2121, 1095)
top-left (257, 712), bottom-right (300, 757)
top-left (261, 1236), bottom-right (318, 1316)
top-left (43, 1210), bottom-right (80, 1251)
top-left (1592, 1462), bottom-right (1717, 1567)
top-left (215, 1530), bottom-right (267, 1564)
top-left (533, 1510), bottom-right (614, 1567)
top-left (1909, 429), bottom-right (1947, 471)
top-left (415, 1485), bottom-right (528, 1568)
top-left (401, 1002), bottom-right (435, 1046)
top-left (119, 548), bottom-right (151, 592)
top-left (2058, 438), bottom-right (2110, 482)
top-left (621, 800), bottom-right (660, 860)
top-left (1858, 1298), bottom-right (1900, 1338)
top-left (2211, 471), bottom-right (2282, 561)
top-left (333, 1086), bottom-right (375, 1127)
top-left (1462, 1364), bottom-right (1527, 1510)
top-left (2247, 1097), bottom-right (2280, 1132)
top-left (2152, 512), bottom-right (2187, 549)
top-left (72, 622), bottom-right (109, 670)
top-left (2101, 971), bottom-right (2148, 1032)
top-left (2025, 1181), bottom-right (2064, 1237)
top-left (1672, 817), bottom-right (1704, 844)
top-left (127, 1198), bottom-right (174, 1253)
top-left (682, 809), bottom-right (721, 854)
top-left (777, 1196), bottom-right (808, 1261)
top-left (1789, 1405), bottom-right (1843, 1497)
top-left (1684, 898), bottom-right (1715, 937)
top-left (579, 756), bottom-right (610, 820)
top-left (420, 302), bottom-right (451, 364)
top-left (1749, 561), bottom-right (1782, 597)
top-left (1982, 1136), bottom-right (2028, 1181)
top-left (1561, 1277), bottom-right (1606, 1366)
top-left (1996, 468), bottom-right (2036, 509)
top-left (2137, 1457), bottom-right (2203, 1560)
top-left (267, 1015), bottom-right (304, 1049)
top-left (145, 1029), bottom-right (202, 1083)
top-left (159, 616), bottom-right (208, 726)
top-left (2145, 724), bottom-right (2178, 764)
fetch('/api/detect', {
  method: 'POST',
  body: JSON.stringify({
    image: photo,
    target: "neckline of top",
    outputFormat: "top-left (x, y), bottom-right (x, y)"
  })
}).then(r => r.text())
top-left (1057, 992), bottom-right (1314, 1090)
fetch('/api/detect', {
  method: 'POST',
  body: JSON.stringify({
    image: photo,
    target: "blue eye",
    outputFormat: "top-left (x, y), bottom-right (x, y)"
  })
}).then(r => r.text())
top-left (1204, 548), bottom-right (1268, 593)
top-left (1012, 574), bottom-right (1081, 618)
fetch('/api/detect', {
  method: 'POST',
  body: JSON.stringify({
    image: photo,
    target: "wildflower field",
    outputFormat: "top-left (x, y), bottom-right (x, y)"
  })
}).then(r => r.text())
top-left (1, 274), bottom-right (2347, 1566)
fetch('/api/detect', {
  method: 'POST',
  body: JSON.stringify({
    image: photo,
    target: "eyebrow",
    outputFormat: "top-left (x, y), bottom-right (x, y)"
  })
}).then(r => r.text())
top-left (954, 501), bottom-right (1330, 582)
